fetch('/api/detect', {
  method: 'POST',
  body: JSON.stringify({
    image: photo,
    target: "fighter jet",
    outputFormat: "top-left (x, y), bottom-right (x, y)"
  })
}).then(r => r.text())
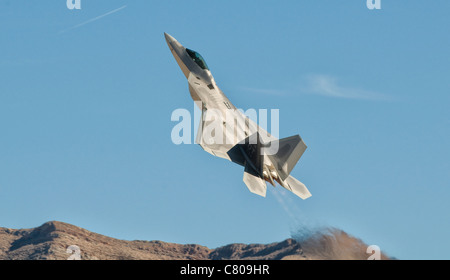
top-left (164, 33), bottom-right (311, 199)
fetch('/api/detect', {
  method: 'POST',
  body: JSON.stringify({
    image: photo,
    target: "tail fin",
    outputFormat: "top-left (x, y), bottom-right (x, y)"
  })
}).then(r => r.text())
top-left (267, 135), bottom-right (307, 181)
top-left (227, 133), bottom-right (309, 199)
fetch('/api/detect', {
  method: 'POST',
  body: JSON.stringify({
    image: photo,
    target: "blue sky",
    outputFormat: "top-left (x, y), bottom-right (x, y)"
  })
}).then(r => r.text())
top-left (0, 0), bottom-right (449, 260)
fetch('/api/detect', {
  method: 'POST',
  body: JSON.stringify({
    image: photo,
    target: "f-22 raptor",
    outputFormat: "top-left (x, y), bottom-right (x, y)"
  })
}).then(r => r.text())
top-left (165, 33), bottom-right (311, 199)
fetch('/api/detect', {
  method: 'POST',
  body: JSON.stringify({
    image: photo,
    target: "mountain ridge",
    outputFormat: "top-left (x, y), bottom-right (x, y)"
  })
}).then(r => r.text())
top-left (0, 221), bottom-right (390, 260)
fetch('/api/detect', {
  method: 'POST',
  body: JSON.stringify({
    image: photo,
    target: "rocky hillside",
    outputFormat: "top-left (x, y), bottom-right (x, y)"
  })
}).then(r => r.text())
top-left (0, 221), bottom-right (390, 260)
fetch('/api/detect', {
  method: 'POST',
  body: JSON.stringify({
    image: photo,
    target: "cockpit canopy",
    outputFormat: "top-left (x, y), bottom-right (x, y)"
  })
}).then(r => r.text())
top-left (186, 48), bottom-right (209, 70)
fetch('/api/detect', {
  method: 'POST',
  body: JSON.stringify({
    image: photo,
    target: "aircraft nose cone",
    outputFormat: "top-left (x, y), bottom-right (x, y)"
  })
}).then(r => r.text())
top-left (164, 32), bottom-right (176, 44)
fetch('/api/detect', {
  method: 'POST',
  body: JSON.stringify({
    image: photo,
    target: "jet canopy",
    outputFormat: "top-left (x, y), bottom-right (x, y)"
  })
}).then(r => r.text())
top-left (186, 48), bottom-right (209, 70)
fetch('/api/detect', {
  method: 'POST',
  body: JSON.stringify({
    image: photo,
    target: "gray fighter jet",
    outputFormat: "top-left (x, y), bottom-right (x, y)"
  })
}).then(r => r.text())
top-left (165, 33), bottom-right (311, 199)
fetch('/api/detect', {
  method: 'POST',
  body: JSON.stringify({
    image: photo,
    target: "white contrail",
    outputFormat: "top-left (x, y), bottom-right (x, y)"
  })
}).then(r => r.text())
top-left (59, 5), bottom-right (127, 34)
top-left (270, 187), bottom-right (308, 227)
top-left (270, 188), bottom-right (298, 222)
top-left (303, 74), bottom-right (391, 101)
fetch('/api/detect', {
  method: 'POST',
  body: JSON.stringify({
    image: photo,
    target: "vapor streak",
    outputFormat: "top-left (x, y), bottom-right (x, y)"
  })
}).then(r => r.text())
top-left (59, 5), bottom-right (127, 34)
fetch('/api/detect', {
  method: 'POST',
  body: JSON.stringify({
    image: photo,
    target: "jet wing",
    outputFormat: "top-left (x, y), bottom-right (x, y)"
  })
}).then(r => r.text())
top-left (195, 100), bottom-right (234, 160)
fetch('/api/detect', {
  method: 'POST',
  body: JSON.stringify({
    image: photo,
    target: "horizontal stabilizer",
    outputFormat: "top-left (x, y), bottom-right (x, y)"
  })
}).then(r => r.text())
top-left (284, 176), bottom-right (311, 200)
top-left (243, 164), bottom-right (267, 197)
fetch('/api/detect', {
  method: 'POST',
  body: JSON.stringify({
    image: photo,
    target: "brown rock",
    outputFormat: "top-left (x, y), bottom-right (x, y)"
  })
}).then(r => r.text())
top-left (0, 221), bottom-right (392, 260)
